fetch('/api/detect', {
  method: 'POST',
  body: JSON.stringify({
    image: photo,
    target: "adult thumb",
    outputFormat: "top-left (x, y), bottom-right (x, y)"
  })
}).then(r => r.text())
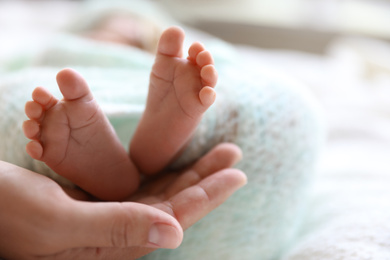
top-left (60, 200), bottom-right (183, 250)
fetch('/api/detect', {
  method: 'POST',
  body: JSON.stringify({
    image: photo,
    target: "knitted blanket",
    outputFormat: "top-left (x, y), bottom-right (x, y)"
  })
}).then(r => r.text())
top-left (0, 1), bottom-right (323, 259)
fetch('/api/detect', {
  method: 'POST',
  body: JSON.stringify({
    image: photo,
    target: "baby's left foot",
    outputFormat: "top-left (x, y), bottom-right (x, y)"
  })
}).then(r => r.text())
top-left (130, 26), bottom-right (218, 174)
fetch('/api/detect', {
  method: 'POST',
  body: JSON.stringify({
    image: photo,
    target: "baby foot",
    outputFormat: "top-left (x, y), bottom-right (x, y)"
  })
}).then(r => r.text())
top-left (130, 26), bottom-right (218, 174)
top-left (149, 26), bottom-right (217, 118)
top-left (23, 69), bottom-right (139, 200)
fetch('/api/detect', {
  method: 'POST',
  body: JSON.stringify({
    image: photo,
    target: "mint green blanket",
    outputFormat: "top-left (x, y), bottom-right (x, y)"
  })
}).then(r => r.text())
top-left (0, 2), bottom-right (323, 259)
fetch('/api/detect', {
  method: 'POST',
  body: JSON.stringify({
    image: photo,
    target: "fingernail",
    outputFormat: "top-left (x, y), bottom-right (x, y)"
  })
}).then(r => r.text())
top-left (148, 223), bottom-right (182, 249)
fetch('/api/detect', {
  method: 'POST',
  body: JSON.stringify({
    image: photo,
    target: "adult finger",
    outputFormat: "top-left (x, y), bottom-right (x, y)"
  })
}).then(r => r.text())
top-left (155, 168), bottom-right (247, 230)
top-left (59, 200), bottom-right (183, 250)
top-left (191, 143), bottom-right (242, 177)
top-left (131, 143), bottom-right (242, 200)
top-left (165, 142), bottom-right (242, 197)
top-left (53, 168), bottom-right (247, 260)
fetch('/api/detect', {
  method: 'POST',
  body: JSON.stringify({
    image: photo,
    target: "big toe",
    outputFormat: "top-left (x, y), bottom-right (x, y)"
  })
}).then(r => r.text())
top-left (157, 26), bottom-right (185, 57)
top-left (56, 68), bottom-right (93, 101)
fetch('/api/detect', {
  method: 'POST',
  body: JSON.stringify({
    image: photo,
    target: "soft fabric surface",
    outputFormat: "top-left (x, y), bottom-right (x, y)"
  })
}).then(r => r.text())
top-left (0, 1), bottom-right (325, 259)
top-left (239, 38), bottom-right (390, 259)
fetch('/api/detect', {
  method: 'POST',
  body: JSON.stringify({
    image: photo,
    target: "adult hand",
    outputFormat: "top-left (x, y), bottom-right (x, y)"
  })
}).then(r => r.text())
top-left (0, 143), bottom-right (246, 260)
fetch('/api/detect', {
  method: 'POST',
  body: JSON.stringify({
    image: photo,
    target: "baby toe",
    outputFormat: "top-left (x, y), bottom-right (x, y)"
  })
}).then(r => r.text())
top-left (157, 26), bottom-right (185, 58)
top-left (56, 68), bottom-right (93, 102)
top-left (188, 42), bottom-right (205, 61)
top-left (32, 86), bottom-right (57, 110)
top-left (199, 87), bottom-right (216, 109)
top-left (26, 141), bottom-right (43, 160)
top-left (23, 120), bottom-right (40, 140)
top-left (25, 101), bottom-right (44, 120)
top-left (196, 50), bottom-right (214, 67)
top-left (201, 65), bottom-right (218, 88)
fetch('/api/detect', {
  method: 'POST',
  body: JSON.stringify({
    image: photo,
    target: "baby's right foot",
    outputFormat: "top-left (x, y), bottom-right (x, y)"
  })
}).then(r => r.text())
top-left (23, 69), bottom-right (139, 200)
top-left (130, 26), bottom-right (218, 174)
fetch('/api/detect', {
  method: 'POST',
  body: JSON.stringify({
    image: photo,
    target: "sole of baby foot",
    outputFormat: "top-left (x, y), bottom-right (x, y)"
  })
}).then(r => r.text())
top-left (24, 68), bottom-right (139, 200)
top-left (130, 26), bottom-right (218, 175)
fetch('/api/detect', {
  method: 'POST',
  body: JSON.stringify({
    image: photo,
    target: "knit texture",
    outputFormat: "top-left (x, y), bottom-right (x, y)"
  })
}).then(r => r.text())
top-left (141, 61), bottom-right (323, 260)
top-left (0, 2), bottom-right (323, 259)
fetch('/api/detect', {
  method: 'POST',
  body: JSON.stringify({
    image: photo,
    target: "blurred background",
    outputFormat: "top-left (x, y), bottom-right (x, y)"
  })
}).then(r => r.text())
top-left (161, 0), bottom-right (390, 53)
top-left (1, 0), bottom-right (390, 54)
top-left (1, 0), bottom-right (390, 258)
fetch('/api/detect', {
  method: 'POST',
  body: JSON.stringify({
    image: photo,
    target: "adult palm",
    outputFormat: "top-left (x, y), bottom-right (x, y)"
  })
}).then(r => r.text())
top-left (0, 143), bottom-right (246, 260)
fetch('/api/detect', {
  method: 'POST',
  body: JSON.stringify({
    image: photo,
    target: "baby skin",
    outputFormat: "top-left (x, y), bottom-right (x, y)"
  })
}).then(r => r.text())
top-left (22, 27), bottom-right (217, 201)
